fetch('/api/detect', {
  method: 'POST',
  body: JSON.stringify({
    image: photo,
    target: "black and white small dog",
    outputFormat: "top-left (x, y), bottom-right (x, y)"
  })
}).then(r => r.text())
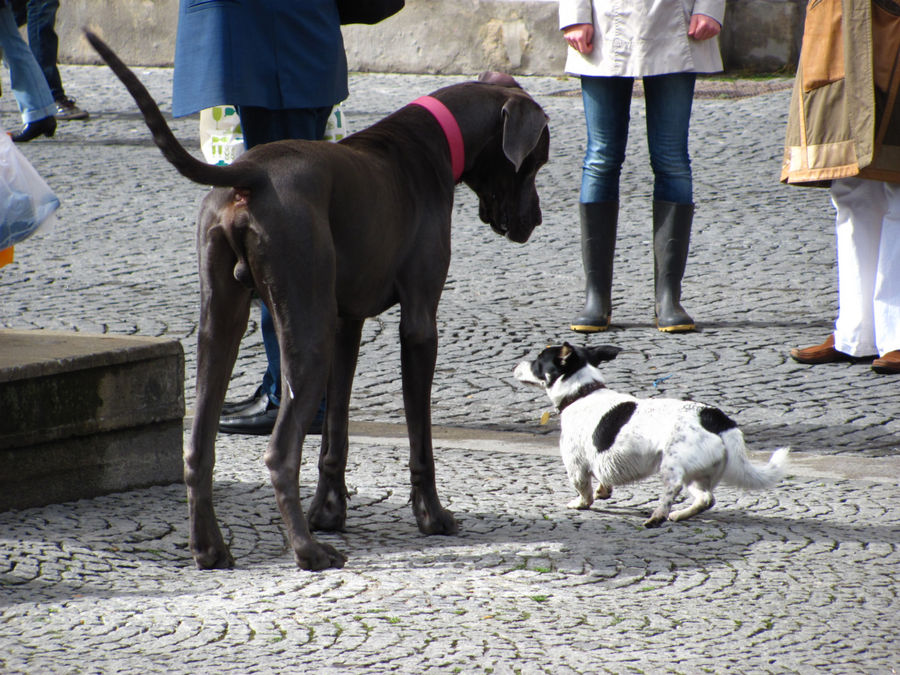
top-left (514, 343), bottom-right (789, 527)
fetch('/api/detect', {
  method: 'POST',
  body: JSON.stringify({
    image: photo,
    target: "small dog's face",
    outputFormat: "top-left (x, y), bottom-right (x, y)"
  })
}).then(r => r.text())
top-left (514, 342), bottom-right (621, 390)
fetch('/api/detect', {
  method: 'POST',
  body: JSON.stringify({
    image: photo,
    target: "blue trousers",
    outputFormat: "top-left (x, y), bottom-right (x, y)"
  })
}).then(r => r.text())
top-left (14, 0), bottom-right (66, 102)
top-left (580, 72), bottom-right (696, 205)
top-left (0, 5), bottom-right (55, 123)
top-left (237, 105), bottom-right (332, 406)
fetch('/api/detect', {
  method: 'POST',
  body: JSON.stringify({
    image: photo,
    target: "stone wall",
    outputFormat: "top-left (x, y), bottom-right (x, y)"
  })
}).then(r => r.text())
top-left (59, 0), bottom-right (805, 74)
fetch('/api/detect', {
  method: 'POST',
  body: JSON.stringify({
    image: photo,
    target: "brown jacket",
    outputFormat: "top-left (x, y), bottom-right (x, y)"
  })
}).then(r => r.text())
top-left (781, 0), bottom-right (900, 186)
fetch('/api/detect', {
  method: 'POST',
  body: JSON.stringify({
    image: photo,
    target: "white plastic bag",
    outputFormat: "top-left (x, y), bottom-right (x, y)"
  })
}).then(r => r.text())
top-left (0, 130), bottom-right (59, 251)
top-left (199, 105), bottom-right (245, 166)
top-left (322, 105), bottom-right (350, 142)
top-left (199, 105), bottom-right (349, 167)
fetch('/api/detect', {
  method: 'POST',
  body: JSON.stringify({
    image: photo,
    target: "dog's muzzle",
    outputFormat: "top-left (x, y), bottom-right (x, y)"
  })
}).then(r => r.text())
top-left (481, 196), bottom-right (542, 243)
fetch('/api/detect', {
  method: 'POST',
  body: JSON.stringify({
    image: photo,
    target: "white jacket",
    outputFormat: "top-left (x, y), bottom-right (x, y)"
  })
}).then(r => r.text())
top-left (559, 0), bottom-right (726, 77)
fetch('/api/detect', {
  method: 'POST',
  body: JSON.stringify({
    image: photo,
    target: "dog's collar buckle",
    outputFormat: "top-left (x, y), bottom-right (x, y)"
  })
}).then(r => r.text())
top-left (410, 96), bottom-right (465, 183)
top-left (557, 381), bottom-right (606, 413)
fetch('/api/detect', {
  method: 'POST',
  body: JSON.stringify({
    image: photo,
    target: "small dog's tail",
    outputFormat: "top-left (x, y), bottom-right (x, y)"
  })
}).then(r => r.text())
top-left (722, 435), bottom-right (789, 490)
top-left (84, 30), bottom-right (265, 192)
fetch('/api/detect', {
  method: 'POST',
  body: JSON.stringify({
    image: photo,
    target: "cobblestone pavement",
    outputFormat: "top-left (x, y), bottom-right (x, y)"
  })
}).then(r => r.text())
top-left (1, 66), bottom-right (898, 673)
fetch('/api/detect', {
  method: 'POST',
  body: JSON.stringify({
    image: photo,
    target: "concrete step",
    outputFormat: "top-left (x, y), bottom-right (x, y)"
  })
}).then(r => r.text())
top-left (0, 330), bottom-right (184, 511)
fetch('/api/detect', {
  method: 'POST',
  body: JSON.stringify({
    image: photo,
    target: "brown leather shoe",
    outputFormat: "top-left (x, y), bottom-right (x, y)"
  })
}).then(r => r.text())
top-left (872, 350), bottom-right (900, 374)
top-left (790, 335), bottom-right (859, 364)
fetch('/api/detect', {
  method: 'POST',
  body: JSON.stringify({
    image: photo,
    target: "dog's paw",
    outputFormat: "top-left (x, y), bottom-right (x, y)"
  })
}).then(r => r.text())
top-left (191, 527), bottom-right (236, 570)
top-left (293, 539), bottom-right (347, 571)
top-left (416, 506), bottom-right (459, 536)
top-left (309, 485), bottom-right (348, 532)
top-left (411, 487), bottom-right (459, 535)
top-left (593, 484), bottom-right (613, 500)
top-left (642, 515), bottom-right (666, 528)
top-left (192, 543), bottom-right (235, 570)
top-left (567, 496), bottom-right (592, 510)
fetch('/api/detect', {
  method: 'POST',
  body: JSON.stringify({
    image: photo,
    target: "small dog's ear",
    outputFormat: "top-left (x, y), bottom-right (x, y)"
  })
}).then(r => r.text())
top-left (559, 342), bottom-right (574, 364)
top-left (587, 345), bottom-right (621, 365)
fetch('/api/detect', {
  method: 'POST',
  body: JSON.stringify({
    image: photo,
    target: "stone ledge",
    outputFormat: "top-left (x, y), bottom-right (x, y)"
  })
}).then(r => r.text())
top-left (0, 421), bottom-right (184, 512)
top-left (0, 330), bottom-right (184, 510)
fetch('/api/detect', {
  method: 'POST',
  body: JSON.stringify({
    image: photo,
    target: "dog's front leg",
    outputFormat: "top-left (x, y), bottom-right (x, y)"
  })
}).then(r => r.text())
top-left (560, 439), bottom-right (594, 509)
top-left (594, 484), bottom-right (614, 500)
top-left (399, 311), bottom-right (458, 535)
top-left (564, 463), bottom-right (594, 510)
top-left (309, 318), bottom-right (364, 532)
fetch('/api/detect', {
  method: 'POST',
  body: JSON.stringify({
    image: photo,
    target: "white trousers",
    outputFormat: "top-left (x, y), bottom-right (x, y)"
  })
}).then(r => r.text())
top-left (831, 177), bottom-right (900, 357)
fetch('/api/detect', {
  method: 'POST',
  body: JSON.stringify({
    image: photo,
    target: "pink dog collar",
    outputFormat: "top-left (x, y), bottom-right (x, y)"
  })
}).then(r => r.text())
top-left (410, 96), bottom-right (465, 182)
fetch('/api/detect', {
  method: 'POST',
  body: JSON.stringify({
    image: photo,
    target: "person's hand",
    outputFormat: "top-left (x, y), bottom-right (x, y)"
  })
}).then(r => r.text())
top-left (563, 23), bottom-right (594, 54)
top-left (688, 13), bottom-right (721, 41)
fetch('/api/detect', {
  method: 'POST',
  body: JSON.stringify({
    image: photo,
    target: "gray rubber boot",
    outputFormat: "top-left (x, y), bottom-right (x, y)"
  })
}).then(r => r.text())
top-left (571, 201), bottom-right (618, 333)
top-left (653, 201), bottom-right (696, 332)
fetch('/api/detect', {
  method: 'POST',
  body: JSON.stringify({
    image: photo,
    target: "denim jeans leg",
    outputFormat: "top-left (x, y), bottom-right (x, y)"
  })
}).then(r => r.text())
top-left (259, 302), bottom-right (282, 406)
top-left (579, 76), bottom-right (633, 204)
top-left (0, 6), bottom-right (55, 123)
top-left (643, 72), bottom-right (696, 204)
top-left (25, 0), bottom-right (64, 101)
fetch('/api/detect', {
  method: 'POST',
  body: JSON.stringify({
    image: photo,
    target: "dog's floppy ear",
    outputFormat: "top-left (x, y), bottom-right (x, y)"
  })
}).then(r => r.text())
top-left (500, 95), bottom-right (549, 172)
top-left (586, 345), bottom-right (621, 365)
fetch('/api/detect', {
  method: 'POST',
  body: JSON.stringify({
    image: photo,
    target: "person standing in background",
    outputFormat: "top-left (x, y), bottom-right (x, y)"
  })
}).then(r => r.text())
top-left (785, 0), bottom-right (900, 375)
top-left (0, 0), bottom-right (56, 142)
top-left (560, 0), bottom-right (725, 334)
top-left (12, 0), bottom-right (90, 121)
top-left (173, 0), bottom-right (349, 434)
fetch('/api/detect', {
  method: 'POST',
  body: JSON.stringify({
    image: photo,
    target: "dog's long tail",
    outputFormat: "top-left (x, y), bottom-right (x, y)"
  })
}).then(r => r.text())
top-left (84, 30), bottom-right (265, 191)
top-left (721, 432), bottom-right (789, 490)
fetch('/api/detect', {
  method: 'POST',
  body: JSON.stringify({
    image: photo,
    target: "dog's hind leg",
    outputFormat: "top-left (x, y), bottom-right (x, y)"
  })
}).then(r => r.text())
top-left (186, 220), bottom-right (252, 570)
top-left (309, 317), bottom-right (364, 532)
top-left (260, 249), bottom-right (347, 571)
top-left (398, 303), bottom-right (458, 536)
top-left (668, 481), bottom-right (715, 522)
top-left (644, 461), bottom-right (684, 527)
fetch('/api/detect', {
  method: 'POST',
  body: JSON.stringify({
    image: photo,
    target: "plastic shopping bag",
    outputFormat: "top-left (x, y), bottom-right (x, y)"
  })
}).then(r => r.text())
top-left (199, 105), bottom-right (245, 166)
top-left (0, 130), bottom-right (60, 252)
top-left (322, 105), bottom-right (350, 142)
top-left (199, 105), bottom-right (350, 168)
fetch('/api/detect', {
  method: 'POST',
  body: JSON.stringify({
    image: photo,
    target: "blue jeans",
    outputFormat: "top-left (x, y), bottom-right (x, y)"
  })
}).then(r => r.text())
top-left (237, 105), bottom-right (332, 406)
top-left (0, 6), bottom-right (55, 123)
top-left (14, 0), bottom-right (66, 102)
top-left (580, 72), bottom-right (696, 205)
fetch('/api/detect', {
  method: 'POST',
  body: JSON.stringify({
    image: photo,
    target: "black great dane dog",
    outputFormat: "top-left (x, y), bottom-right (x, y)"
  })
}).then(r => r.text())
top-left (87, 32), bottom-right (549, 570)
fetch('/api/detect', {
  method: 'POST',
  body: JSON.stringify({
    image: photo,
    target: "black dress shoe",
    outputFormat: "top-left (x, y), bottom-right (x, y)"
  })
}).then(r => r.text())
top-left (219, 398), bottom-right (279, 435)
top-left (11, 116), bottom-right (56, 143)
top-left (221, 385), bottom-right (267, 415)
top-left (218, 395), bottom-right (326, 436)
